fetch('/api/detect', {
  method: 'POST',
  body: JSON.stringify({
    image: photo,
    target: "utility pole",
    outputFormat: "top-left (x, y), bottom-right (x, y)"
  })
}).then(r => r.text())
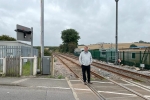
top-left (30, 27), bottom-right (33, 75)
top-left (41, 0), bottom-right (44, 72)
top-left (115, 0), bottom-right (119, 65)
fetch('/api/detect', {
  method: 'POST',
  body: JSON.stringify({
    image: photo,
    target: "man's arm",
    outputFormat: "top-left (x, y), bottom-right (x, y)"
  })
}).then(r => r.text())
top-left (90, 53), bottom-right (93, 64)
top-left (79, 52), bottom-right (82, 65)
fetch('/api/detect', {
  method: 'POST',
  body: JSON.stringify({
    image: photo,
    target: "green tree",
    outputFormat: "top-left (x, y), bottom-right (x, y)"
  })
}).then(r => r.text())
top-left (0, 35), bottom-right (16, 41)
top-left (59, 44), bottom-right (68, 53)
top-left (59, 44), bottom-right (63, 52)
top-left (130, 44), bottom-right (137, 48)
top-left (60, 29), bottom-right (80, 53)
top-left (35, 46), bottom-right (51, 57)
top-left (61, 29), bottom-right (80, 44)
top-left (44, 49), bottom-right (51, 56)
top-left (68, 42), bottom-right (77, 53)
top-left (139, 40), bottom-right (144, 43)
top-left (35, 46), bottom-right (41, 57)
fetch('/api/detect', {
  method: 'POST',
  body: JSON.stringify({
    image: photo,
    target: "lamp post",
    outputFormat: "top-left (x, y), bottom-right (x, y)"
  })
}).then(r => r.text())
top-left (115, 0), bottom-right (119, 65)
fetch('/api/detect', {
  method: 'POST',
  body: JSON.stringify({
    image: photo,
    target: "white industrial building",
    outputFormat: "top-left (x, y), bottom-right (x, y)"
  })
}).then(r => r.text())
top-left (0, 41), bottom-right (38, 71)
top-left (0, 41), bottom-right (38, 58)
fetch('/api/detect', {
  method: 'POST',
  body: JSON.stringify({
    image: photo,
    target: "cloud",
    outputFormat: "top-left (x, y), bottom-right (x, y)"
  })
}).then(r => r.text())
top-left (0, 0), bottom-right (150, 46)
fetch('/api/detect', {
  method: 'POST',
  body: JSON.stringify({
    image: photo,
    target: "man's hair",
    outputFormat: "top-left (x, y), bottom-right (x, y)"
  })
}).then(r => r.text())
top-left (84, 46), bottom-right (88, 49)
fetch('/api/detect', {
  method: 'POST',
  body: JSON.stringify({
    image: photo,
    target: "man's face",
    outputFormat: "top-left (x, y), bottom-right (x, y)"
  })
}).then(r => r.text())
top-left (84, 46), bottom-right (88, 52)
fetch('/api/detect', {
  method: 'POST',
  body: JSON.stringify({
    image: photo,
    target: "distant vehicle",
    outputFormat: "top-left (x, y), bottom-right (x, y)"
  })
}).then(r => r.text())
top-left (74, 48), bottom-right (84, 56)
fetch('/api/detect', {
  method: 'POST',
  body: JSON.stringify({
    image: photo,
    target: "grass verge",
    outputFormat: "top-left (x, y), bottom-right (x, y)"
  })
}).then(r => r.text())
top-left (22, 62), bottom-right (31, 76)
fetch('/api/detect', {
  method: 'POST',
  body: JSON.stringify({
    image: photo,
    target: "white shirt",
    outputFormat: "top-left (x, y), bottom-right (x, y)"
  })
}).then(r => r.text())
top-left (79, 51), bottom-right (93, 66)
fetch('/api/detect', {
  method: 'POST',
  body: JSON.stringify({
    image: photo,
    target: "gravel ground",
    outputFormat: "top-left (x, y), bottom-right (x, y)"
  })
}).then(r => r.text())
top-left (91, 65), bottom-right (122, 80)
top-left (56, 55), bottom-right (150, 84)
top-left (62, 56), bottom-right (123, 80)
top-left (54, 57), bottom-right (76, 79)
top-left (64, 56), bottom-right (150, 81)
top-left (93, 59), bottom-right (150, 76)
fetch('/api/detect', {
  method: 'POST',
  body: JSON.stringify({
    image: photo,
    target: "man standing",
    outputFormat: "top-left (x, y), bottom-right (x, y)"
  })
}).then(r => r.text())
top-left (79, 46), bottom-right (93, 85)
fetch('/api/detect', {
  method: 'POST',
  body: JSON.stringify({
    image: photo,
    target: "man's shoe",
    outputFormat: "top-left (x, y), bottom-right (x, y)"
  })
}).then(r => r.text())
top-left (88, 82), bottom-right (92, 84)
top-left (84, 82), bottom-right (87, 85)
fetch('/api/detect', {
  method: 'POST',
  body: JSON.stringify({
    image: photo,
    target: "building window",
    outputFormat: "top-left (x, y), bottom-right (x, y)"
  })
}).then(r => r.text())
top-left (102, 50), bottom-right (106, 55)
top-left (132, 53), bottom-right (136, 59)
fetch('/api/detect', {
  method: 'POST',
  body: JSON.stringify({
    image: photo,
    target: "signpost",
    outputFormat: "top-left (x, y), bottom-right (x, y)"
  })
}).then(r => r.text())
top-left (15, 24), bottom-right (33, 75)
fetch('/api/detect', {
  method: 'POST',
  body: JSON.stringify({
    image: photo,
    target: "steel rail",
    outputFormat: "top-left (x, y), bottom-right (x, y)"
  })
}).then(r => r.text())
top-left (58, 54), bottom-right (150, 100)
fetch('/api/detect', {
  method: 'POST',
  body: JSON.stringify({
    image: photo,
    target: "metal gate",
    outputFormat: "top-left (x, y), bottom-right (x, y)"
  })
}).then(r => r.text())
top-left (6, 57), bottom-right (20, 77)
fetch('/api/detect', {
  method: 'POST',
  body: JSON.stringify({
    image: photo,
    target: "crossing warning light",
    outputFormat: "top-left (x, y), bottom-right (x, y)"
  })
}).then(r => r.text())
top-left (15, 24), bottom-right (32, 41)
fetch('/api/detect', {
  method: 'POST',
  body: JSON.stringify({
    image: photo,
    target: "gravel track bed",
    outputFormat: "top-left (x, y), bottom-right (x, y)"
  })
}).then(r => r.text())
top-left (54, 57), bottom-right (76, 79)
top-left (93, 59), bottom-right (150, 76)
top-left (60, 55), bottom-right (117, 81)
top-left (66, 54), bottom-right (150, 76)
top-left (57, 56), bottom-right (101, 81)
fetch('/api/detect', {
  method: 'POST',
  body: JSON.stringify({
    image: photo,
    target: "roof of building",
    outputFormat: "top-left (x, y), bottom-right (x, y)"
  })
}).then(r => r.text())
top-left (0, 41), bottom-right (31, 47)
top-left (78, 43), bottom-right (150, 50)
top-left (130, 46), bottom-right (148, 49)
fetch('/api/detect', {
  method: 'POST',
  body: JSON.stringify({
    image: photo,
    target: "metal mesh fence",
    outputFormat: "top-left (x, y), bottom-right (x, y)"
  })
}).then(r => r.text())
top-left (0, 46), bottom-right (38, 71)
top-left (74, 50), bottom-right (150, 69)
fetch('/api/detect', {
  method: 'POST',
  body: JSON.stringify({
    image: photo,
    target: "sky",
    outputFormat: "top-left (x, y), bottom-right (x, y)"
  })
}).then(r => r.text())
top-left (0, 0), bottom-right (150, 46)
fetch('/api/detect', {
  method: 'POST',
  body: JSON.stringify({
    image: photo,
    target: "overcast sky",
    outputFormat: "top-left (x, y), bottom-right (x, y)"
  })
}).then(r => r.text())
top-left (0, 0), bottom-right (150, 46)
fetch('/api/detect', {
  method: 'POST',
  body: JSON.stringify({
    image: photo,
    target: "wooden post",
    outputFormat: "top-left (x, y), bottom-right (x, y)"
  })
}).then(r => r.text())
top-left (3, 57), bottom-right (6, 75)
top-left (149, 51), bottom-right (150, 66)
top-left (51, 54), bottom-right (54, 76)
top-left (33, 55), bottom-right (37, 76)
top-left (53, 55), bottom-right (54, 76)
top-left (20, 57), bottom-right (22, 76)
top-left (123, 51), bottom-right (125, 65)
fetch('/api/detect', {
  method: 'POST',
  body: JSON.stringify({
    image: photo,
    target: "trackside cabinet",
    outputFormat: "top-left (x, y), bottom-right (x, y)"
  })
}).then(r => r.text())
top-left (42, 56), bottom-right (51, 74)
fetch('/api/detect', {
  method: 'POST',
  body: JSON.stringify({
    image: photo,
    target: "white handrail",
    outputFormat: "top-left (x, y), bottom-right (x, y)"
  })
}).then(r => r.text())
top-left (21, 57), bottom-right (36, 59)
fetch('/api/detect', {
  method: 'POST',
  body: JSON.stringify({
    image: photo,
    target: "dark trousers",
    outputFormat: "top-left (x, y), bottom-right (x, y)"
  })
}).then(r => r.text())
top-left (81, 65), bottom-right (90, 82)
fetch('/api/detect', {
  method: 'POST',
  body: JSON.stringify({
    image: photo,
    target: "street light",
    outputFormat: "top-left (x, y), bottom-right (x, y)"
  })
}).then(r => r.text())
top-left (115, 0), bottom-right (119, 65)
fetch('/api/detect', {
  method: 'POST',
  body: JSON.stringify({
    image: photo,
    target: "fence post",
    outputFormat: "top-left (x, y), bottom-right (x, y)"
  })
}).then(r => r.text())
top-left (53, 55), bottom-right (54, 75)
top-left (33, 55), bottom-right (37, 76)
top-left (111, 51), bottom-right (112, 62)
top-left (50, 54), bottom-right (54, 76)
top-left (140, 51), bottom-right (141, 63)
top-left (149, 52), bottom-right (150, 67)
top-left (106, 51), bottom-right (107, 62)
top-left (3, 57), bottom-right (6, 75)
top-left (123, 51), bottom-right (124, 65)
top-left (98, 51), bottom-right (100, 60)
top-left (99, 51), bottom-right (101, 60)
top-left (20, 57), bottom-right (22, 76)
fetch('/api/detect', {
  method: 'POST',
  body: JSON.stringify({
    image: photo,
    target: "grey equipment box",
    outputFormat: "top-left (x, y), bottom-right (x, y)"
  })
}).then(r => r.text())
top-left (42, 56), bottom-right (51, 75)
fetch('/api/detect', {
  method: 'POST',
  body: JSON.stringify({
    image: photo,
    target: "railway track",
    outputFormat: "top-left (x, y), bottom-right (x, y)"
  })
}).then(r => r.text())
top-left (55, 54), bottom-right (150, 100)
top-left (63, 53), bottom-right (150, 83)
top-left (56, 55), bottom-right (105, 100)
